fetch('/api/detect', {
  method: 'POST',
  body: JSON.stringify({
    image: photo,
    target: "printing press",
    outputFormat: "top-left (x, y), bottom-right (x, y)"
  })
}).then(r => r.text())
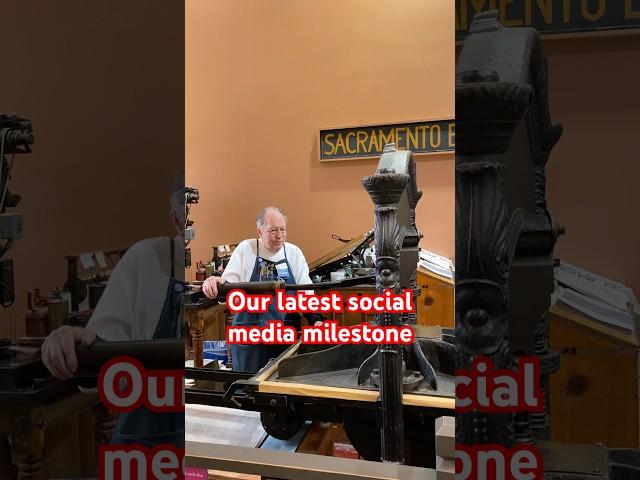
top-left (185, 11), bottom-right (640, 478)
top-left (184, 143), bottom-right (456, 470)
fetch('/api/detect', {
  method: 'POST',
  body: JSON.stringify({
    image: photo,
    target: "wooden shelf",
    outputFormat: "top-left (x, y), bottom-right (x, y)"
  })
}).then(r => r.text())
top-left (549, 303), bottom-right (639, 448)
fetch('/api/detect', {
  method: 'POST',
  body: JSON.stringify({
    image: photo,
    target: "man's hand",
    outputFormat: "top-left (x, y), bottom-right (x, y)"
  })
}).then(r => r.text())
top-left (202, 275), bottom-right (226, 299)
top-left (42, 326), bottom-right (96, 380)
top-left (305, 313), bottom-right (325, 327)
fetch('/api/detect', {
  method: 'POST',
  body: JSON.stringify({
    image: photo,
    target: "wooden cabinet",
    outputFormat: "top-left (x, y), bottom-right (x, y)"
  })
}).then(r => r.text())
top-left (415, 267), bottom-right (454, 328)
top-left (549, 303), bottom-right (639, 448)
top-left (0, 392), bottom-right (103, 479)
top-left (330, 268), bottom-right (454, 328)
top-left (202, 304), bottom-right (229, 340)
top-left (185, 303), bottom-right (228, 367)
top-left (326, 288), bottom-right (376, 327)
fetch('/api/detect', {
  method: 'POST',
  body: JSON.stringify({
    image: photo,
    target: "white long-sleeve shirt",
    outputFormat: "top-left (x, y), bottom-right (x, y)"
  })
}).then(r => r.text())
top-left (221, 239), bottom-right (311, 285)
top-left (86, 236), bottom-right (183, 341)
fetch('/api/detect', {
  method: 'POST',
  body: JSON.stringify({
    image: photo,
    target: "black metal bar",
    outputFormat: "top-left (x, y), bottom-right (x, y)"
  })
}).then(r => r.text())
top-left (378, 342), bottom-right (405, 463)
top-left (184, 367), bottom-right (252, 382)
top-left (0, 378), bottom-right (77, 404)
top-left (74, 339), bottom-right (184, 376)
top-left (286, 275), bottom-right (376, 291)
top-left (187, 275), bottom-right (377, 305)
top-left (185, 388), bottom-right (236, 408)
top-left (216, 280), bottom-right (284, 296)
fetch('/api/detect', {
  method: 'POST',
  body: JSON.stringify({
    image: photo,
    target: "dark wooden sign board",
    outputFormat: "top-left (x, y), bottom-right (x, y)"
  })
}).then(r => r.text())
top-left (456, 0), bottom-right (640, 39)
top-left (319, 119), bottom-right (454, 162)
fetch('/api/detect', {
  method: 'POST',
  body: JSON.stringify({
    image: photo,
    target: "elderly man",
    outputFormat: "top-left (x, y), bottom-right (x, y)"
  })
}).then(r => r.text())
top-left (41, 172), bottom-right (186, 448)
top-left (202, 206), bottom-right (312, 372)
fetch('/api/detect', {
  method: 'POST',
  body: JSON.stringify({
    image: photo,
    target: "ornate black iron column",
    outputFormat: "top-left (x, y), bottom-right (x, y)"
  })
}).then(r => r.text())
top-left (362, 150), bottom-right (409, 463)
top-left (455, 10), bottom-right (563, 448)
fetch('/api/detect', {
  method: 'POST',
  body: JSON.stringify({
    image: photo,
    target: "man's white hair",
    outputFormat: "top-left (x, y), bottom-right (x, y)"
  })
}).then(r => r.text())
top-left (256, 207), bottom-right (287, 227)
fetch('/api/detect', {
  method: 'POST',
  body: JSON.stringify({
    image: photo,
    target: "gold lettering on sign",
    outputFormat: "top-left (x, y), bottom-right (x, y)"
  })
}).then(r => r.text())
top-left (345, 132), bottom-right (356, 154)
top-left (471, 0), bottom-right (496, 13)
top-left (418, 125), bottom-right (429, 149)
top-left (369, 130), bottom-right (380, 152)
top-left (407, 127), bottom-right (418, 150)
top-left (430, 125), bottom-right (442, 149)
top-left (335, 133), bottom-right (346, 155)
top-left (563, 0), bottom-right (571, 23)
top-left (323, 121), bottom-right (454, 158)
top-left (581, 0), bottom-right (605, 21)
top-left (324, 133), bottom-right (336, 156)
top-left (536, 0), bottom-right (553, 24)
top-left (380, 129), bottom-right (394, 149)
top-left (395, 127), bottom-right (405, 149)
top-left (626, 0), bottom-right (640, 19)
top-left (457, 0), bottom-right (468, 30)
top-left (356, 131), bottom-right (367, 154)
top-left (524, 0), bottom-right (533, 25)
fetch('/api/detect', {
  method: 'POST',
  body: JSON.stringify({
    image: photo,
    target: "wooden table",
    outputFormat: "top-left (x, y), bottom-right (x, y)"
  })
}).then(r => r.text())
top-left (0, 389), bottom-right (110, 479)
top-left (185, 301), bottom-right (228, 367)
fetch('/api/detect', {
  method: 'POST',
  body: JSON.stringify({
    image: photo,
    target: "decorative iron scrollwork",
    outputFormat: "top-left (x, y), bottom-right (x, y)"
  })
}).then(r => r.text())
top-left (456, 10), bottom-right (563, 447)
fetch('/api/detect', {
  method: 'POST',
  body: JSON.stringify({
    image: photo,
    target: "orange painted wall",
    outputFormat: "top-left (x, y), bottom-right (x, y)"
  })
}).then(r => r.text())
top-left (544, 35), bottom-right (640, 294)
top-left (0, 1), bottom-right (183, 339)
top-left (186, 0), bottom-right (454, 276)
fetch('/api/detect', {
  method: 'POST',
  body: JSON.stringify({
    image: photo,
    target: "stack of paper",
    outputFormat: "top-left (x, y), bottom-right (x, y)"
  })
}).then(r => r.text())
top-left (418, 249), bottom-right (454, 280)
top-left (554, 261), bottom-right (639, 333)
top-left (185, 404), bottom-right (267, 447)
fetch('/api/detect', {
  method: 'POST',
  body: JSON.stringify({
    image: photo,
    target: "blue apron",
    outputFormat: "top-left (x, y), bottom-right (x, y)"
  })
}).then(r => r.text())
top-left (231, 240), bottom-right (296, 373)
top-left (111, 237), bottom-right (185, 449)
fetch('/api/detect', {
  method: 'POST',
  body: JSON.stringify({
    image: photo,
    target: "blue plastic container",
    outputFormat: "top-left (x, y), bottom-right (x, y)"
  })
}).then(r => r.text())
top-left (203, 340), bottom-right (228, 364)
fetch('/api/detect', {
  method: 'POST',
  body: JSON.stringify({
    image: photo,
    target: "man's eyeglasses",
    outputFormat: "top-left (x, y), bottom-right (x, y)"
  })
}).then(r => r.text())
top-left (266, 227), bottom-right (286, 235)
